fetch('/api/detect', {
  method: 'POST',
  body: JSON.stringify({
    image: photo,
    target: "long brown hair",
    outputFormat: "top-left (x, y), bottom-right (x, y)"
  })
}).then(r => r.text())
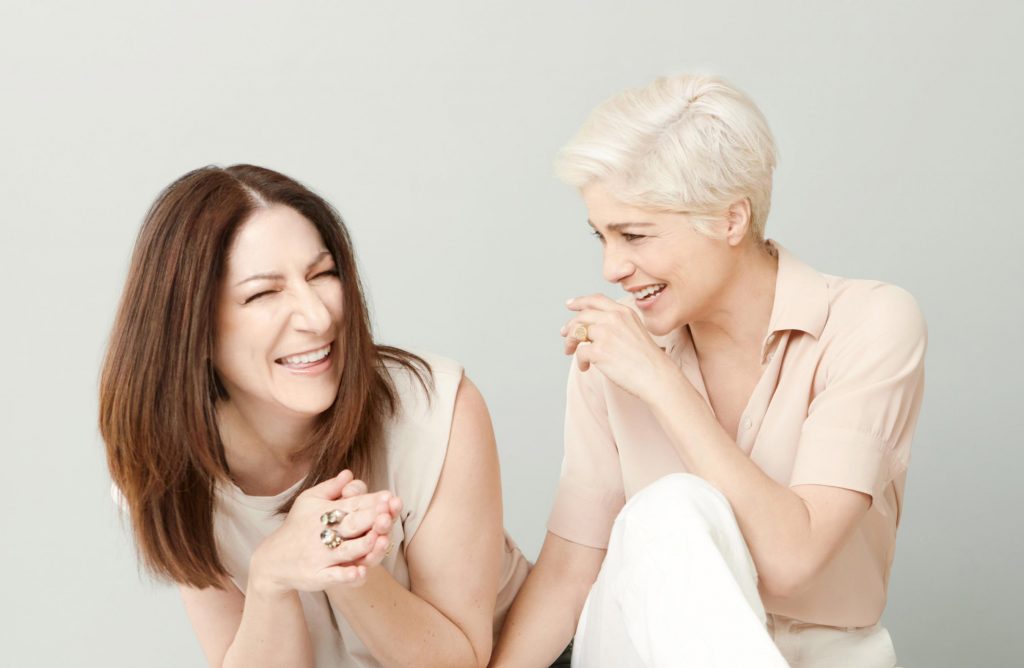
top-left (100, 165), bottom-right (429, 588)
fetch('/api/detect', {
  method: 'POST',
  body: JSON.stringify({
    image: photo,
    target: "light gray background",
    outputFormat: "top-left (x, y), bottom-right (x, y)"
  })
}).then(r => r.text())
top-left (2, 1), bottom-right (1021, 666)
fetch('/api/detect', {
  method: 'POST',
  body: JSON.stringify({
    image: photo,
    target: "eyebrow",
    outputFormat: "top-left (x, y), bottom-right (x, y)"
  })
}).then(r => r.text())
top-left (234, 250), bottom-right (332, 287)
top-left (587, 219), bottom-right (656, 231)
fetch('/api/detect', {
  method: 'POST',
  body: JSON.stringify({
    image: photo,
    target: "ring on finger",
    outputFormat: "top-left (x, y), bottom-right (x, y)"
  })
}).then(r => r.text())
top-left (320, 528), bottom-right (344, 549)
top-left (572, 324), bottom-right (590, 342)
top-left (321, 509), bottom-right (347, 527)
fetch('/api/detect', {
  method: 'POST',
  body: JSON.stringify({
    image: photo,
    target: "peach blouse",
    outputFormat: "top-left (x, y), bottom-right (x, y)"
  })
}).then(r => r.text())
top-left (548, 243), bottom-right (926, 628)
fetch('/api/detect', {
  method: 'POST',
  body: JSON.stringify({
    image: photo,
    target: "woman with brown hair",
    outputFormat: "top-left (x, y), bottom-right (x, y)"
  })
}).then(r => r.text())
top-left (101, 164), bottom-right (528, 667)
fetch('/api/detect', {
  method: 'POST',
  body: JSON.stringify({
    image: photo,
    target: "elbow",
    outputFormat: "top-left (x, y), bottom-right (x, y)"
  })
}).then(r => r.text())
top-left (458, 652), bottom-right (489, 668)
top-left (757, 558), bottom-right (819, 600)
top-left (452, 625), bottom-right (492, 668)
top-left (472, 640), bottom-right (493, 668)
top-left (759, 572), bottom-right (808, 600)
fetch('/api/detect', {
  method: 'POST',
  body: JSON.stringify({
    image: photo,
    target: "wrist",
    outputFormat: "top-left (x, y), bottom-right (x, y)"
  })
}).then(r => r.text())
top-left (643, 360), bottom-right (688, 406)
top-left (247, 574), bottom-right (293, 600)
top-left (247, 551), bottom-right (291, 599)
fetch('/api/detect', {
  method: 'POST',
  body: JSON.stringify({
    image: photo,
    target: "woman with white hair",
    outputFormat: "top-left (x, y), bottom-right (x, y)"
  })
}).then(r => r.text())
top-left (492, 75), bottom-right (926, 667)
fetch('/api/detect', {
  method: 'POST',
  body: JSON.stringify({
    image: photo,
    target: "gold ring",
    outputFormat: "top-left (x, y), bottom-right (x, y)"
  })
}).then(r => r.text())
top-left (572, 324), bottom-right (590, 342)
top-left (320, 528), bottom-right (344, 549)
top-left (320, 509), bottom-right (346, 526)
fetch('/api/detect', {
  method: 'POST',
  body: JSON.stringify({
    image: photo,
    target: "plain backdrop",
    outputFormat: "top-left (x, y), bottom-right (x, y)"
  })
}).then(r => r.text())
top-left (2, 1), bottom-right (1021, 666)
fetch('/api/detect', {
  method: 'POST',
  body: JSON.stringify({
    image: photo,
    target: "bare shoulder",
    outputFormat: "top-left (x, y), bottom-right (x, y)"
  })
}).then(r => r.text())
top-left (454, 374), bottom-right (489, 413)
top-left (447, 374), bottom-right (497, 463)
top-left (406, 373), bottom-right (502, 641)
top-left (407, 372), bottom-right (499, 535)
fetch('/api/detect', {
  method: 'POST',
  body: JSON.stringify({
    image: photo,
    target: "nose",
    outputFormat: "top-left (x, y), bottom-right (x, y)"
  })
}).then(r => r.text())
top-left (602, 243), bottom-right (635, 284)
top-left (291, 284), bottom-right (332, 335)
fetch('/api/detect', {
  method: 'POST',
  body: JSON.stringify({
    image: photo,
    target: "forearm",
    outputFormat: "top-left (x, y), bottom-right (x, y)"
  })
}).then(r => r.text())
top-left (222, 587), bottom-right (314, 668)
top-left (492, 533), bottom-right (603, 668)
top-left (327, 567), bottom-right (482, 668)
top-left (649, 377), bottom-right (830, 591)
top-left (490, 567), bottom-right (585, 667)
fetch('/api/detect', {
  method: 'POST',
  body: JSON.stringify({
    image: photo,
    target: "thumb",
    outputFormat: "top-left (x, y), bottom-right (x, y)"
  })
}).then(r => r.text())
top-left (307, 470), bottom-right (354, 500)
top-left (320, 564), bottom-right (367, 588)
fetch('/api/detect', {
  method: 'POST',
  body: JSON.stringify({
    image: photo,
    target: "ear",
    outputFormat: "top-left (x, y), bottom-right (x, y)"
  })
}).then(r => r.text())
top-left (724, 198), bottom-right (752, 247)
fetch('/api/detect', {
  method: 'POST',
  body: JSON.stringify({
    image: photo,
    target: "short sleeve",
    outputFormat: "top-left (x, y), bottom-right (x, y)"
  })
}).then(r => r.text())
top-left (790, 286), bottom-right (927, 501)
top-left (547, 361), bottom-right (626, 549)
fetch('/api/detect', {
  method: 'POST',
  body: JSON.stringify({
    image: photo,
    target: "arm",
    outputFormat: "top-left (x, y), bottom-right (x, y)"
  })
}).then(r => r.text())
top-left (646, 384), bottom-right (870, 596)
top-left (495, 351), bottom-right (624, 664)
top-left (565, 290), bottom-right (925, 598)
top-left (491, 532), bottom-right (604, 667)
top-left (179, 472), bottom-right (394, 667)
top-left (326, 376), bottom-right (505, 668)
top-left (181, 576), bottom-right (314, 668)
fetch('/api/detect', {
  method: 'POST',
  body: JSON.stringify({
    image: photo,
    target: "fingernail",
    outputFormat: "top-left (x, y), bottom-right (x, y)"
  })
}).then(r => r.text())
top-left (565, 298), bottom-right (574, 305)
top-left (559, 325), bottom-right (567, 335)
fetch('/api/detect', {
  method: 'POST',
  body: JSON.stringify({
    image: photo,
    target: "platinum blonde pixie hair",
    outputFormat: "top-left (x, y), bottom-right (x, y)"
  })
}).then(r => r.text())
top-left (555, 74), bottom-right (778, 242)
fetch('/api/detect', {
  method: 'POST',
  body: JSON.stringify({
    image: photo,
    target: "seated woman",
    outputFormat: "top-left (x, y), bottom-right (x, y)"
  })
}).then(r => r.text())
top-left (493, 75), bottom-right (926, 667)
top-left (100, 165), bottom-right (528, 668)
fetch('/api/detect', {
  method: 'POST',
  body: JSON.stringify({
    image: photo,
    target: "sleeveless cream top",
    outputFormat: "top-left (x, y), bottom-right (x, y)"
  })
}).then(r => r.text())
top-left (213, 353), bottom-right (529, 667)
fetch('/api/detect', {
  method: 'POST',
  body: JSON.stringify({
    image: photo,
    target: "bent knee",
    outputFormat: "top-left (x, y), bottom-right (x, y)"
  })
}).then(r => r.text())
top-left (633, 473), bottom-right (729, 510)
top-left (617, 473), bottom-right (734, 532)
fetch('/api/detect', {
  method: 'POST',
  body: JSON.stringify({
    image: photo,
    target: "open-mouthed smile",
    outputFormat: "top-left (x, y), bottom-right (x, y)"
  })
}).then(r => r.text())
top-left (276, 343), bottom-right (333, 371)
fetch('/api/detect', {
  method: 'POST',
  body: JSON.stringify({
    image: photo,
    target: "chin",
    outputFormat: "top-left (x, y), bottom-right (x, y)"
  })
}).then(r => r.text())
top-left (639, 312), bottom-right (681, 337)
top-left (280, 389), bottom-right (340, 417)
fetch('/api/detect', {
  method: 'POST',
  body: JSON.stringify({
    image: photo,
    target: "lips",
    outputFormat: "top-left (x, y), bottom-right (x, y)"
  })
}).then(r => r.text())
top-left (634, 283), bottom-right (667, 301)
top-left (276, 343), bottom-right (331, 367)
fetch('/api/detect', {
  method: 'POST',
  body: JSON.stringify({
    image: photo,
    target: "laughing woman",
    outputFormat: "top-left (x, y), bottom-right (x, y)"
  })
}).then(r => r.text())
top-left (493, 75), bottom-right (926, 667)
top-left (101, 165), bottom-right (528, 668)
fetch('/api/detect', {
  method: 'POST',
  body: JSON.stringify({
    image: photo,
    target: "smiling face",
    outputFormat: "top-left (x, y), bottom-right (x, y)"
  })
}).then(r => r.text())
top-left (214, 204), bottom-right (345, 419)
top-left (583, 183), bottom-right (744, 336)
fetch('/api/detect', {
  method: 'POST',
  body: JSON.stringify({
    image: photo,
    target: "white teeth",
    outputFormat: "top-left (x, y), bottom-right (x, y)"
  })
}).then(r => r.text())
top-left (281, 344), bottom-right (331, 365)
top-left (636, 284), bottom-right (666, 300)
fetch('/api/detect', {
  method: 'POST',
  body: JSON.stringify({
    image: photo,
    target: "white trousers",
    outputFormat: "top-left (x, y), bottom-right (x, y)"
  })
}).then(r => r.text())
top-left (571, 474), bottom-right (898, 668)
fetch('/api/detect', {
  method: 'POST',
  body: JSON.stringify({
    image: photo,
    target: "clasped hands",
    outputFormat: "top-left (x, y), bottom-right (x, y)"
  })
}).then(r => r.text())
top-left (561, 293), bottom-right (682, 403)
top-left (249, 470), bottom-right (401, 597)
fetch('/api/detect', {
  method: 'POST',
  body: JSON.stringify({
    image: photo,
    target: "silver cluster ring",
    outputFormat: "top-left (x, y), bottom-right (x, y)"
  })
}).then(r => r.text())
top-left (320, 528), bottom-right (344, 549)
top-left (320, 509), bottom-right (346, 526)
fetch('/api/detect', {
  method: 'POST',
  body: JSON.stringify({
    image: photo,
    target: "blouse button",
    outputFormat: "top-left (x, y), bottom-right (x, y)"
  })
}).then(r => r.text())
top-left (742, 415), bottom-right (753, 430)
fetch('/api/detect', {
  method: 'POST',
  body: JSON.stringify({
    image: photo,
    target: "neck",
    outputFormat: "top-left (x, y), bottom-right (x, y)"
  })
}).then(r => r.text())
top-left (688, 240), bottom-right (778, 357)
top-left (217, 398), bottom-right (316, 494)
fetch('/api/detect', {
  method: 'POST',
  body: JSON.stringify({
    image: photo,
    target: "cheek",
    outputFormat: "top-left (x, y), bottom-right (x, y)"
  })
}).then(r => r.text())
top-left (319, 284), bottom-right (345, 323)
top-left (213, 314), bottom-right (272, 387)
top-left (213, 337), bottom-right (252, 389)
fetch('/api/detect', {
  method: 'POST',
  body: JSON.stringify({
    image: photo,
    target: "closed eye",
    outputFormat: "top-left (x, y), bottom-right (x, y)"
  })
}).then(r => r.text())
top-left (311, 269), bottom-right (339, 280)
top-left (622, 232), bottom-right (645, 242)
top-left (243, 290), bottom-right (276, 304)
top-left (590, 229), bottom-right (605, 243)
